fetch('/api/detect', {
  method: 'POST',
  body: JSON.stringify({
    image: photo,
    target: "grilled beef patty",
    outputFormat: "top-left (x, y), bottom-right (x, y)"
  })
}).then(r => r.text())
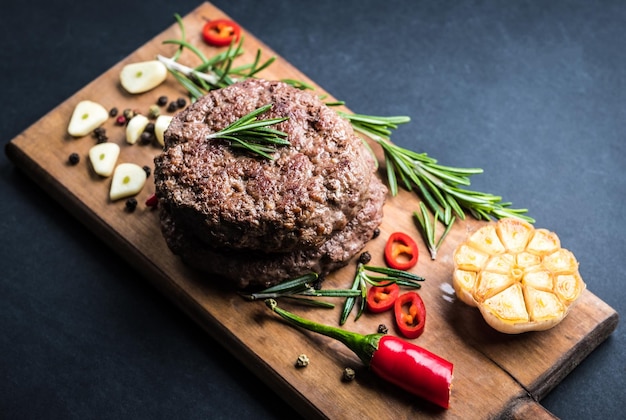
top-left (154, 79), bottom-right (386, 288)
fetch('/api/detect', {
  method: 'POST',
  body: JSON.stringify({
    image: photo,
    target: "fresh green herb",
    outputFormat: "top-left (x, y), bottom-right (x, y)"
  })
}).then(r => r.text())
top-left (158, 15), bottom-right (275, 101)
top-left (340, 111), bottom-right (534, 252)
top-left (414, 202), bottom-right (455, 260)
top-left (207, 104), bottom-right (290, 159)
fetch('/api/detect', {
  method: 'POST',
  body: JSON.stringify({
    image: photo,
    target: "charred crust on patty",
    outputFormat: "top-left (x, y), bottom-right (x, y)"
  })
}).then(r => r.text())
top-left (154, 79), bottom-right (386, 288)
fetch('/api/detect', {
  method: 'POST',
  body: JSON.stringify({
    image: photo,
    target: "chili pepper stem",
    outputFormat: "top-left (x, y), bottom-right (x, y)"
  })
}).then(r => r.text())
top-left (265, 299), bottom-right (381, 366)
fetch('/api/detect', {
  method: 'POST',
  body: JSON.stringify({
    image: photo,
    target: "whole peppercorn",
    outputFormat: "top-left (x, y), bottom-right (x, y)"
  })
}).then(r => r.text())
top-left (176, 97), bottom-right (187, 108)
top-left (116, 115), bottom-right (127, 126)
top-left (157, 95), bottom-right (168, 106)
top-left (148, 105), bottom-right (160, 119)
top-left (125, 198), bottom-right (138, 212)
top-left (140, 131), bottom-right (153, 145)
top-left (377, 324), bottom-right (389, 334)
top-left (144, 122), bottom-right (155, 133)
top-left (342, 367), bottom-right (356, 382)
top-left (358, 251), bottom-right (372, 265)
top-left (166, 101), bottom-right (178, 113)
top-left (372, 228), bottom-right (381, 239)
top-left (123, 108), bottom-right (135, 120)
top-left (295, 354), bottom-right (310, 368)
top-left (68, 153), bottom-right (80, 165)
top-left (109, 107), bottom-right (118, 117)
top-left (142, 165), bottom-right (151, 178)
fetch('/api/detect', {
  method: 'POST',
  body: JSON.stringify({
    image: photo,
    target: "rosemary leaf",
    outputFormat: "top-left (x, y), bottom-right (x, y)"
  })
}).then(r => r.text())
top-left (206, 104), bottom-right (289, 159)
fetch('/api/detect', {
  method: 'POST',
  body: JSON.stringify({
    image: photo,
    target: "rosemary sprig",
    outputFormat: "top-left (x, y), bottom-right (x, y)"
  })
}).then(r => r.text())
top-left (240, 264), bottom-right (424, 316)
top-left (414, 202), bottom-right (456, 260)
top-left (207, 104), bottom-right (290, 159)
top-left (159, 15), bottom-right (276, 101)
top-left (340, 263), bottom-right (425, 325)
top-left (340, 111), bottom-right (534, 224)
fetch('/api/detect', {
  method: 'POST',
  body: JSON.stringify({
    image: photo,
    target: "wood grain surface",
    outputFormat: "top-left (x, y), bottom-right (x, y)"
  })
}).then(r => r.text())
top-left (5, 3), bottom-right (618, 419)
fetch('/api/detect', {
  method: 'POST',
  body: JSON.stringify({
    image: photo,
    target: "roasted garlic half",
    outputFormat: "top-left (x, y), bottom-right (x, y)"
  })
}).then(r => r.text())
top-left (453, 218), bottom-right (585, 334)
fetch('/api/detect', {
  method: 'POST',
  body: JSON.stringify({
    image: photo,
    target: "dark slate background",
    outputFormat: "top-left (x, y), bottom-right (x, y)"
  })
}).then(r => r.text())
top-left (1, 1), bottom-right (623, 418)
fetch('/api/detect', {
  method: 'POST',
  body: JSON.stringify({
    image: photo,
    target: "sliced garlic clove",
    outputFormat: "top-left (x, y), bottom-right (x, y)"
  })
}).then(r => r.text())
top-left (68, 100), bottom-right (109, 137)
top-left (120, 60), bottom-right (168, 94)
top-left (109, 163), bottom-right (147, 201)
top-left (88, 142), bottom-right (120, 177)
top-left (154, 115), bottom-right (173, 147)
top-left (126, 114), bottom-right (150, 145)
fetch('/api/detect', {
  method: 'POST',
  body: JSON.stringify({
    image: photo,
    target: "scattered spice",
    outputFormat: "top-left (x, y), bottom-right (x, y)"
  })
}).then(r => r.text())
top-left (377, 324), bottom-right (388, 334)
top-left (176, 97), bottom-right (187, 108)
top-left (372, 227), bottom-right (381, 239)
top-left (167, 101), bottom-right (178, 113)
top-left (115, 115), bottom-right (127, 126)
top-left (140, 131), bottom-right (153, 145)
top-left (123, 108), bottom-right (136, 120)
top-left (109, 107), bottom-right (118, 117)
top-left (142, 165), bottom-right (151, 178)
top-left (358, 251), bottom-right (371, 265)
top-left (125, 197), bottom-right (138, 212)
top-left (157, 95), bottom-right (168, 106)
top-left (295, 354), bottom-right (309, 368)
top-left (68, 153), bottom-right (80, 165)
top-left (145, 193), bottom-right (159, 208)
top-left (148, 105), bottom-right (160, 119)
top-left (342, 367), bottom-right (356, 382)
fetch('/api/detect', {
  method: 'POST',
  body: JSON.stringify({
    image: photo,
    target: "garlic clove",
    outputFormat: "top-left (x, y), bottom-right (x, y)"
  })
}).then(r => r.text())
top-left (126, 114), bottom-right (150, 145)
top-left (109, 163), bottom-right (147, 201)
top-left (154, 115), bottom-right (173, 147)
top-left (120, 60), bottom-right (168, 94)
top-left (68, 100), bottom-right (109, 137)
top-left (88, 142), bottom-right (120, 177)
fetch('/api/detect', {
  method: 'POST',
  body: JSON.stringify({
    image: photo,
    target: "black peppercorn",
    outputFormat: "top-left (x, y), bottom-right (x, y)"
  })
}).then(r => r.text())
top-left (358, 251), bottom-right (372, 265)
top-left (372, 228), bottom-right (381, 239)
top-left (125, 198), bottom-right (138, 212)
top-left (157, 95), bottom-right (168, 106)
top-left (144, 122), bottom-right (155, 133)
top-left (68, 153), bottom-right (80, 165)
top-left (176, 97), bottom-right (187, 108)
top-left (140, 131), bottom-right (153, 145)
top-left (109, 107), bottom-right (118, 117)
top-left (142, 165), bottom-right (151, 178)
top-left (167, 101), bottom-right (178, 113)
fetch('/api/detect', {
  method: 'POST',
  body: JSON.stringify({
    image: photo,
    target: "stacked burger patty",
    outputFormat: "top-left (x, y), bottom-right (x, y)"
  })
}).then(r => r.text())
top-left (154, 79), bottom-right (386, 288)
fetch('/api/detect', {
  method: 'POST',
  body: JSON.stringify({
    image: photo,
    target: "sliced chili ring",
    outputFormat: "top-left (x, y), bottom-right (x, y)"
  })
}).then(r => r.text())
top-left (202, 19), bottom-right (241, 47)
top-left (366, 283), bottom-right (400, 313)
top-left (394, 291), bottom-right (426, 339)
top-left (384, 232), bottom-right (419, 271)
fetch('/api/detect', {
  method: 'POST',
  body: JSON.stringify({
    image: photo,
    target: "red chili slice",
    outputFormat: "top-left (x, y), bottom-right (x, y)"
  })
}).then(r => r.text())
top-left (366, 283), bottom-right (400, 313)
top-left (394, 291), bottom-right (426, 339)
top-left (202, 19), bottom-right (241, 47)
top-left (384, 232), bottom-right (419, 270)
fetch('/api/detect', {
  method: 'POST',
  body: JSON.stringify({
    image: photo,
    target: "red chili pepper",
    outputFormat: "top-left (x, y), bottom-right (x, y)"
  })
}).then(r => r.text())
top-left (202, 19), bottom-right (241, 47)
top-left (266, 299), bottom-right (453, 409)
top-left (394, 291), bottom-right (426, 339)
top-left (384, 232), bottom-right (419, 270)
top-left (366, 283), bottom-right (400, 313)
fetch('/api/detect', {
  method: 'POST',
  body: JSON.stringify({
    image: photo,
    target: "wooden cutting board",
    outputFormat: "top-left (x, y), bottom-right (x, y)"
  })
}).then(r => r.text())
top-left (5, 3), bottom-right (618, 419)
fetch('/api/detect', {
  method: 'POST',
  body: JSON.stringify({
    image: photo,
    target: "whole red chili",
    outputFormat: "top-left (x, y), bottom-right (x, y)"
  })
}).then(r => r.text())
top-left (384, 232), bottom-right (419, 270)
top-left (366, 283), bottom-right (400, 313)
top-left (202, 19), bottom-right (241, 47)
top-left (265, 299), bottom-right (453, 409)
top-left (394, 291), bottom-right (426, 339)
